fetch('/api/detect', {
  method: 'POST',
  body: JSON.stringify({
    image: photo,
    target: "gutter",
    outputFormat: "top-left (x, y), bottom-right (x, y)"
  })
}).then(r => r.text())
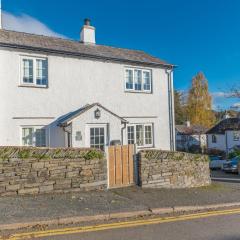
top-left (0, 42), bottom-right (176, 69)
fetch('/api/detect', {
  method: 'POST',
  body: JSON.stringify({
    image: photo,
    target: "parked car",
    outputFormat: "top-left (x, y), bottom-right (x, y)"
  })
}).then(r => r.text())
top-left (209, 156), bottom-right (227, 170)
top-left (222, 156), bottom-right (240, 173)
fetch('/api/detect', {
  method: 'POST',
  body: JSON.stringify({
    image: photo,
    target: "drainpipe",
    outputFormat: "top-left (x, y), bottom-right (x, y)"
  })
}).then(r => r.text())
top-left (121, 121), bottom-right (127, 145)
top-left (225, 131), bottom-right (228, 156)
top-left (166, 68), bottom-right (175, 151)
top-left (62, 124), bottom-right (72, 147)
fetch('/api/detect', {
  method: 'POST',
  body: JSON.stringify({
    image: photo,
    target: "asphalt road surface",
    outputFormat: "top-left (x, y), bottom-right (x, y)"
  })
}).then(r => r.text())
top-left (211, 170), bottom-right (240, 183)
top-left (42, 212), bottom-right (240, 240)
top-left (6, 208), bottom-right (240, 240)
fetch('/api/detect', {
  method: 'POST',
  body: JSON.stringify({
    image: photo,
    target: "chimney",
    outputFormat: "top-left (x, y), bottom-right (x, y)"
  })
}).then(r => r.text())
top-left (223, 112), bottom-right (230, 120)
top-left (80, 18), bottom-right (95, 44)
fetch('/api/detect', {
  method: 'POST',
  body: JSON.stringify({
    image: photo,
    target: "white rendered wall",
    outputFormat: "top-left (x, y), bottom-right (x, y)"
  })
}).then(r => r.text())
top-left (207, 134), bottom-right (226, 152)
top-left (226, 130), bottom-right (240, 152)
top-left (0, 48), bottom-right (172, 150)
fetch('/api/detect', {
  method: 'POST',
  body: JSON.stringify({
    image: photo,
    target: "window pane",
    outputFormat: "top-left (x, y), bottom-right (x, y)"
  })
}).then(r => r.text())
top-left (36, 59), bottom-right (48, 85)
top-left (22, 128), bottom-right (33, 146)
top-left (127, 126), bottom-right (135, 144)
top-left (145, 125), bottom-right (152, 145)
top-left (35, 129), bottom-right (46, 147)
top-left (125, 69), bottom-right (133, 89)
top-left (136, 125), bottom-right (144, 146)
top-left (23, 59), bottom-right (33, 83)
top-left (134, 70), bottom-right (142, 91)
top-left (90, 127), bottom-right (105, 150)
top-left (143, 71), bottom-right (151, 91)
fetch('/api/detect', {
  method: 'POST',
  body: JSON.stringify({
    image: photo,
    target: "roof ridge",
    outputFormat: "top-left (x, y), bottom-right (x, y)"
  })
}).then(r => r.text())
top-left (0, 29), bottom-right (155, 55)
top-left (0, 29), bottom-right (174, 67)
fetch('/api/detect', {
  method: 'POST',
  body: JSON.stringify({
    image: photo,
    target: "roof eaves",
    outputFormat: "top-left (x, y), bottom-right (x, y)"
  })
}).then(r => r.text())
top-left (0, 42), bottom-right (175, 68)
top-left (58, 103), bottom-right (128, 126)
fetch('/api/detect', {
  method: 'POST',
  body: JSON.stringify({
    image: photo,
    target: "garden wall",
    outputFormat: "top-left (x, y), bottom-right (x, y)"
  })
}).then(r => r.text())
top-left (0, 147), bottom-right (107, 196)
top-left (138, 150), bottom-right (211, 188)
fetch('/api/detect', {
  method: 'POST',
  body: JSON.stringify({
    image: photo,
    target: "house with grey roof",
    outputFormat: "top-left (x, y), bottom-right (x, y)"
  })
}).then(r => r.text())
top-left (176, 121), bottom-right (207, 153)
top-left (0, 19), bottom-right (175, 151)
top-left (206, 116), bottom-right (240, 154)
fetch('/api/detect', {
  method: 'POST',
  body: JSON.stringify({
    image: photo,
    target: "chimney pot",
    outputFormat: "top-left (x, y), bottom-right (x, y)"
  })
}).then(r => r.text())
top-left (84, 18), bottom-right (91, 26)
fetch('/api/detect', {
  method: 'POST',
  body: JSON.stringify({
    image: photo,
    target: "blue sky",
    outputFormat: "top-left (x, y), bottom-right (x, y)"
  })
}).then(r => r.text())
top-left (2, 0), bottom-right (240, 110)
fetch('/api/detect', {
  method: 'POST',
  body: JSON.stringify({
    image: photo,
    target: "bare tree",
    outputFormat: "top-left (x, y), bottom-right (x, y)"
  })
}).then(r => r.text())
top-left (229, 85), bottom-right (240, 98)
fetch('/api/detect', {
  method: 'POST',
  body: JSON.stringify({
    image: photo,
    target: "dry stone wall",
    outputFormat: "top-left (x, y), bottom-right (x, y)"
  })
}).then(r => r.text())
top-left (138, 150), bottom-right (211, 188)
top-left (0, 147), bottom-right (107, 196)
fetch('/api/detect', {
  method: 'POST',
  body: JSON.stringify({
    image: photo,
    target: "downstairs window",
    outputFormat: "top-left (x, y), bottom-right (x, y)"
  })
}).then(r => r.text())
top-left (22, 127), bottom-right (46, 147)
top-left (127, 124), bottom-right (153, 147)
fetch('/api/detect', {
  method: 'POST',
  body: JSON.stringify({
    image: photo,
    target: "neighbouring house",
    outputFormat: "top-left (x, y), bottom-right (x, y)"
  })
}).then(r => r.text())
top-left (175, 121), bottom-right (207, 153)
top-left (206, 116), bottom-right (240, 154)
top-left (0, 19), bottom-right (175, 151)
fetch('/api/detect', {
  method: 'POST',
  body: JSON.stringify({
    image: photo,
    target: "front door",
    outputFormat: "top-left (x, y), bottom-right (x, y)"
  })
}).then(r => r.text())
top-left (88, 124), bottom-right (107, 151)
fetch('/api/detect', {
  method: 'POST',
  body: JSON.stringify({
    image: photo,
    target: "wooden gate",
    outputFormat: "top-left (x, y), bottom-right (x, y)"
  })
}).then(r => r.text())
top-left (108, 145), bottom-right (135, 188)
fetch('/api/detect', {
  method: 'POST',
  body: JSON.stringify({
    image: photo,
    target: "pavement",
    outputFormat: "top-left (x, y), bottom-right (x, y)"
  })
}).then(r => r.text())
top-left (1, 173), bottom-right (240, 231)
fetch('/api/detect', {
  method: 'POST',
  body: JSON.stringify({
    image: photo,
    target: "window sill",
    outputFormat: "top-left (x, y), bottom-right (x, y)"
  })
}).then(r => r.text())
top-left (137, 145), bottom-right (154, 149)
top-left (18, 84), bottom-right (48, 89)
top-left (124, 90), bottom-right (152, 94)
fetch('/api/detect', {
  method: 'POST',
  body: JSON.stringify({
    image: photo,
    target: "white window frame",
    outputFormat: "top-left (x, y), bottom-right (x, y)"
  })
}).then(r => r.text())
top-left (85, 124), bottom-right (108, 150)
top-left (127, 123), bottom-right (154, 148)
top-left (20, 126), bottom-right (47, 147)
top-left (124, 67), bottom-right (152, 93)
top-left (233, 131), bottom-right (240, 141)
top-left (20, 56), bottom-right (48, 87)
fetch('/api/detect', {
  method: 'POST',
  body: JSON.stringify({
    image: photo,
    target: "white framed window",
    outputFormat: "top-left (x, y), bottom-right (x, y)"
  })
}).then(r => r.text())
top-left (212, 135), bottom-right (217, 143)
top-left (127, 124), bottom-right (153, 147)
top-left (125, 67), bottom-right (152, 93)
top-left (90, 127), bottom-right (105, 151)
top-left (233, 132), bottom-right (240, 141)
top-left (20, 56), bottom-right (48, 87)
top-left (21, 126), bottom-right (47, 147)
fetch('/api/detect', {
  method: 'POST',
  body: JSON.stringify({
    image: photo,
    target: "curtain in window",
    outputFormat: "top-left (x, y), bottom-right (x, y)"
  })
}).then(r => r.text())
top-left (36, 59), bottom-right (47, 85)
top-left (134, 70), bottom-right (142, 90)
top-left (143, 71), bottom-right (151, 90)
top-left (23, 59), bottom-right (33, 83)
top-left (125, 69), bottom-right (133, 89)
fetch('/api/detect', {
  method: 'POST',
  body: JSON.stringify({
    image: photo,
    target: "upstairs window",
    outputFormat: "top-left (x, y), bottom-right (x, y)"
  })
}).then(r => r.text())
top-left (21, 56), bottom-right (48, 87)
top-left (125, 68), bottom-right (152, 93)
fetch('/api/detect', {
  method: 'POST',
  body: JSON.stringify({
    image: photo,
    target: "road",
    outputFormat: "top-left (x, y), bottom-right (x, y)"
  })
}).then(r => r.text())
top-left (211, 169), bottom-right (240, 183)
top-left (6, 208), bottom-right (240, 240)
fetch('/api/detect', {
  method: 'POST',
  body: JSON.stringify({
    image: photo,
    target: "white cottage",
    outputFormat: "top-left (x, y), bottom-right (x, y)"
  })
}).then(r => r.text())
top-left (206, 117), bottom-right (240, 154)
top-left (0, 19), bottom-right (175, 151)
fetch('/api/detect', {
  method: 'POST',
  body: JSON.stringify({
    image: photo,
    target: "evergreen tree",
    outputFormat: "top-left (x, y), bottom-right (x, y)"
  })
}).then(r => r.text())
top-left (174, 90), bottom-right (187, 124)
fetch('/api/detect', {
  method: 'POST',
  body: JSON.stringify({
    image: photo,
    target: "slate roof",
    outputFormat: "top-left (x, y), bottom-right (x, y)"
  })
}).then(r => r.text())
top-left (176, 124), bottom-right (207, 135)
top-left (58, 103), bottom-right (127, 126)
top-left (206, 117), bottom-right (240, 134)
top-left (0, 29), bottom-right (174, 67)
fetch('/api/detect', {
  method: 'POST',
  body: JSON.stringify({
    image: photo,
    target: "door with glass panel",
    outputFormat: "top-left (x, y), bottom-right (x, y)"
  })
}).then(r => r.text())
top-left (89, 125), bottom-right (107, 151)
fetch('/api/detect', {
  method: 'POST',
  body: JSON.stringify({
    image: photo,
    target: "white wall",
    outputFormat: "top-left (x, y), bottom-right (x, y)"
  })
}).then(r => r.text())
top-left (0, 48), bottom-right (172, 150)
top-left (70, 105), bottom-right (123, 148)
top-left (207, 134), bottom-right (226, 151)
top-left (226, 130), bottom-right (240, 152)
